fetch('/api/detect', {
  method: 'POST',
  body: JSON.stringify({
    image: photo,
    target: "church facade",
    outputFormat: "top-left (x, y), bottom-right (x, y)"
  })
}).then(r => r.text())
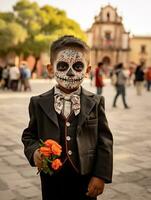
top-left (86, 5), bottom-right (151, 69)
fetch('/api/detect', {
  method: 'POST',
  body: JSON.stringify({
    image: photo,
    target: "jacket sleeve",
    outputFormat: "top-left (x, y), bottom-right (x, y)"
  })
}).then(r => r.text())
top-left (92, 96), bottom-right (113, 183)
top-left (21, 97), bottom-right (39, 166)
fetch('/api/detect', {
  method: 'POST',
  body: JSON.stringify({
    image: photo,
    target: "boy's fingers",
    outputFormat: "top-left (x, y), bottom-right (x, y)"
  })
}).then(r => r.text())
top-left (34, 150), bottom-right (44, 168)
top-left (37, 152), bottom-right (43, 160)
top-left (40, 152), bottom-right (44, 159)
top-left (98, 188), bottom-right (103, 195)
top-left (86, 187), bottom-right (98, 198)
top-left (35, 159), bottom-right (43, 168)
top-left (87, 184), bottom-right (95, 196)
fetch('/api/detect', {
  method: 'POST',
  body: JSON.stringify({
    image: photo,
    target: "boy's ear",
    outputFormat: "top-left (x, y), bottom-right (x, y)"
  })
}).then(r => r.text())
top-left (85, 66), bottom-right (91, 78)
top-left (47, 64), bottom-right (54, 77)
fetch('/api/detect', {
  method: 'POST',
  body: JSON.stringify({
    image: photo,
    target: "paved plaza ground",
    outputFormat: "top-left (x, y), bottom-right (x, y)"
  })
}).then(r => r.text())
top-left (0, 79), bottom-right (151, 200)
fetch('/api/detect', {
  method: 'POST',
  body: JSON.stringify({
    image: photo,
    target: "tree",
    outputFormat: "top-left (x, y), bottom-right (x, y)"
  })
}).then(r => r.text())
top-left (0, 19), bottom-right (27, 57)
top-left (0, 0), bottom-right (87, 74)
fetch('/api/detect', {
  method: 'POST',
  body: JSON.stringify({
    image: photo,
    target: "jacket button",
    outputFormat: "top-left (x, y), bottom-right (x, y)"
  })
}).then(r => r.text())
top-left (66, 136), bottom-right (71, 141)
top-left (68, 150), bottom-right (72, 155)
top-left (66, 122), bottom-right (70, 127)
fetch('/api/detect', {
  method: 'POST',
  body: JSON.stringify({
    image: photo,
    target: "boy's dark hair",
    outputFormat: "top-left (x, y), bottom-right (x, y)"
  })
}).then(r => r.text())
top-left (50, 35), bottom-right (90, 64)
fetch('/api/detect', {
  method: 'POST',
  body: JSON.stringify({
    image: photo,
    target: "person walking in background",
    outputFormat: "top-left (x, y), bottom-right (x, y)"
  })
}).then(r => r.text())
top-left (24, 62), bottom-right (31, 91)
top-left (112, 63), bottom-right (130, 109)
top-left (134, 64), bottom-right (145, 95)
top-left (19, 61), bottom-right (27, 91)
top-left (95, 62), bottom-right (104, 95)
top-left (89, 69), bottom-right (94, 86)
top-left (145, 66), bottom-right (151, 91)
top-left (9, 63), bottom-right (20, 91)
top-left (19, 61), bottom-right (31, 92)
top-left (0, 65), bottom-right (3, 87)
top-left (22, 35), bottom-right (113, 200)
top-left (1, 65), bottom-right (10, 90)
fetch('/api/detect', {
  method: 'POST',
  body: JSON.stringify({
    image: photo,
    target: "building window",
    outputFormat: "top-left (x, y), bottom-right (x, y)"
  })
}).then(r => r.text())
top-left (104, 32), bottom-right (112, 48)
top-left (105, 31), bottom-right (111, 40)
top-left (140, 45), bottom-right (146, 53)
top-left (103, 31), bottom-right (113, 48)
top-left (107, 12), bottom-right (110, 21)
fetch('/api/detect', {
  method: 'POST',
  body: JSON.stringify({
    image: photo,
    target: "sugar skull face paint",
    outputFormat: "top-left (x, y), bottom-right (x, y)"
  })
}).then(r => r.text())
top-left (53, 49), bottom-right (88, 90)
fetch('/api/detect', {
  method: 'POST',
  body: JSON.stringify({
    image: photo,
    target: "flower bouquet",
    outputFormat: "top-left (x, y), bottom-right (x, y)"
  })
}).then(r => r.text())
top-left (38, 139), bottom-right (62, 175)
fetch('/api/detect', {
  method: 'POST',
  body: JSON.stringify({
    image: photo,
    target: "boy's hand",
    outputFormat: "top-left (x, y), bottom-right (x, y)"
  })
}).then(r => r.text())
top-left (86, 177), bottom-right (105, 198)
top-left (33, 149), bottom-right (43, 170)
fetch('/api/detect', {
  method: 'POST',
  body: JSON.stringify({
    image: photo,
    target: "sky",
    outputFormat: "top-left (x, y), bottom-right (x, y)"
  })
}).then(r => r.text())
top-left (1, 0), bottom-right (151, 35)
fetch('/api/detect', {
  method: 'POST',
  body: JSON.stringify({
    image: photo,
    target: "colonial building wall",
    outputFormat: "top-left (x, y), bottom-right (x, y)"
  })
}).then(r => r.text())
top-left (130, 36), bottom-right (151, 67)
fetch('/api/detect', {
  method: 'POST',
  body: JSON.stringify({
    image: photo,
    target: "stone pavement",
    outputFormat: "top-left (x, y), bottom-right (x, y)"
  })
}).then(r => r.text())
top-left (0, 79), bottom-right (151, 200)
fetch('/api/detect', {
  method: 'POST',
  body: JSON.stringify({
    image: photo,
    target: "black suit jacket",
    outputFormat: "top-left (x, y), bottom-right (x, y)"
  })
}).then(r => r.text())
top-left (22, 87), bottom-right (113, 183)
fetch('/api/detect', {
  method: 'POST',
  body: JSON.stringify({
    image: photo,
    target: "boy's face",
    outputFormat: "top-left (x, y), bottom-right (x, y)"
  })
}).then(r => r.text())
top-left (52, 48), bottom-right (89, 91)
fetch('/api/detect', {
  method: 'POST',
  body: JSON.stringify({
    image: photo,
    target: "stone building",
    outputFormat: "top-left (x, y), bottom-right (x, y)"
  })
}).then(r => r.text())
top-left (86, 4), bottom-right (151, 71)
top-left (86, 4), bottom-right (130, 71)
top-left (130, 36), bottom-right (151, 67)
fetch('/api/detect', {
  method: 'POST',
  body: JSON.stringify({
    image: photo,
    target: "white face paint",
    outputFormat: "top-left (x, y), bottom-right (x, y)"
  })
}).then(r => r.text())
top-left (53, 49), bottom-right (87, 90)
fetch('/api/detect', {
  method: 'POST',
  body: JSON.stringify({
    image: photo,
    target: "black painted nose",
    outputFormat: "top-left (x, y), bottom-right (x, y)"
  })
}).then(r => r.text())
top-left (66, 68), bottom-right (75, 76)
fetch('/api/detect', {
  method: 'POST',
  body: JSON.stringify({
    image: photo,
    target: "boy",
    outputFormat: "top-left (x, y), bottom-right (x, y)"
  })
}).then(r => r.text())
top-left (22, 35), bottom-right (113, 200)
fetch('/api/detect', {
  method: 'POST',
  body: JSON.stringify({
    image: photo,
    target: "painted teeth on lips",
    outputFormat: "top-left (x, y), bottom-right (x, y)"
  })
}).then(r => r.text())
top-left (57, 75), bottom-right (82, 81)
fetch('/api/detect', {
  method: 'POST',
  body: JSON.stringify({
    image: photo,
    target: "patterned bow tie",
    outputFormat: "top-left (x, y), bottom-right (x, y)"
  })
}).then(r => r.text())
top-left (54, 94), bottom-right (80, 116)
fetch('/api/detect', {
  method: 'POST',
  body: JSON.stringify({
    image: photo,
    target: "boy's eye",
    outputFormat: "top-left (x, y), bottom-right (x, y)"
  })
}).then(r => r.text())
top-left (72, 61), bottom-right (84, 72)
top-left (56, 61), bottom-right (69, 71)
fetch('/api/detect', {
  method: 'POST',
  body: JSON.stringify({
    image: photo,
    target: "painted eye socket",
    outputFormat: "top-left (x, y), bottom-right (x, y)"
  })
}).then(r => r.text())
top-left (72, 61), bottom-right (84, 72)
top-left (56, 61), bottom-right (69, 71)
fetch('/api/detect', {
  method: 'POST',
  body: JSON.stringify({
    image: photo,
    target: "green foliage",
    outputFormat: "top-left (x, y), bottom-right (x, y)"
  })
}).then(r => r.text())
top-left (0, 0), bottom-right (87, 58)
top-left (0, 19), bottom-right (6, 28)
top-left (0, 12), bottom-right (15, 22)
top-left (0, 21), bottom-right (27, 56)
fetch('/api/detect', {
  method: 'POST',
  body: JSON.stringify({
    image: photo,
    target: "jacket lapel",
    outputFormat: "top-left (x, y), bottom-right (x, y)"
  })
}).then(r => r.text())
top-left (38, 87), bottom-right (97, 130)
top-left (38, 88), bottom-right (59, 128)
top-left (78, 88), bottom-right (96, 129)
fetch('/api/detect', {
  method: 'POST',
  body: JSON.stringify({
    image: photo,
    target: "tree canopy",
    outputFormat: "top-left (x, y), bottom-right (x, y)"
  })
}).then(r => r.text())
top-left (0, 0), bottom-right (87, 59)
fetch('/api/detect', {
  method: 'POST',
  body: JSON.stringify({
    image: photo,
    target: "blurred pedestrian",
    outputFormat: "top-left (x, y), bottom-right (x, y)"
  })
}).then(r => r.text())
top-left (89, 70), bottom-right (94, 86)
top-left (24, 64), bottom-right (31, 91)
top-left (0, 65), bottom-right (3, 86)
top-left (9, 63), bottom-right (20, 91)
top-left (95, 62), bottom-right (104, 95)
top-left (145, 66), bottom-right (151, 91)
top-left (112, 63), bottom-right (130, 109)
top-left (1, 65), bottom-right (10, 90)
top-left (19, 61), bottom-right (31, 91)
top-left (134, 64), bottom-right (145, 95)
top-left (19, 62), bottom-right (27, 91)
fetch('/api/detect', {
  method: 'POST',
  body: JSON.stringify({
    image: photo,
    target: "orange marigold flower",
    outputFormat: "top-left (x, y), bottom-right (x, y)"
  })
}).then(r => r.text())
top-left (44, 139), bottom-right (62, 150)
top-left (39, 146), bottom-right (51, 157)
top-left (38, 139), bottom-right (62, 175)
top-left (51, 143), bottom-right (62, 156)
top-left (51, 159), bottom-right (62, 170)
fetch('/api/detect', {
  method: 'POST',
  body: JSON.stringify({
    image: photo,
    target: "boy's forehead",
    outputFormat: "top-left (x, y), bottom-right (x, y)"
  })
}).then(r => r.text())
top-left (55, 48), bottom-right (84, 62)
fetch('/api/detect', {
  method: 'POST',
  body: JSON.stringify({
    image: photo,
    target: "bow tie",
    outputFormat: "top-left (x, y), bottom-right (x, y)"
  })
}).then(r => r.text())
top-left (54, 94), bottom-right (80, 116)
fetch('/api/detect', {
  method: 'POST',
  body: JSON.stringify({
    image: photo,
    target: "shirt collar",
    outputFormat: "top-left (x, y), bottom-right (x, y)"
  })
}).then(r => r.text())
top-left (54, 85), bottom-right (81, 100)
